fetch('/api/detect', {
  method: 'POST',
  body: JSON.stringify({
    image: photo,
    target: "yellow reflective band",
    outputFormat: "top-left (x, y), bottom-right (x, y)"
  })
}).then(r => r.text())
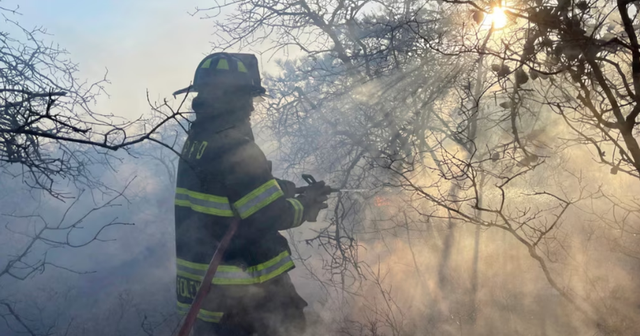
top-left (176, 251), bottom-right (295, 285)
top-left (246, 250), bottom-right (289, 272)
top-left (237, 61), bottom-right (248, 73)
top-left (176, 188), bottom-right (228, 203)
top-left (177, 258), bottom-right (209, 271)
top-left (233, 179), bottom-right (284, 219)
top-left (176, 302), bottom-right (223, 323)
top-left (287, 198), bottom-right (304, 227)
top-left (201, 59), bottom-right (212, 68)
top-left (177, 270), bottom-right (203, 282)
top-left (178, 251), bottom-right (290, 274)
top-left (217, 59), bottom-right (229, 70)
top-left (212, 259), bottom-right (294, 285)
top-left (175, 188), bottom-right (233, 217)
top-left (199, 313), bottom-right (223, 323)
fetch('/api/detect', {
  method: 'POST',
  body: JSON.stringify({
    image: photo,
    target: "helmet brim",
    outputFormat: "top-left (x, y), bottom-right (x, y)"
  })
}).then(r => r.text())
top-left (172, 84), bottom-right (267, 98)
top-left (172, 85), bottom-right (194, 97)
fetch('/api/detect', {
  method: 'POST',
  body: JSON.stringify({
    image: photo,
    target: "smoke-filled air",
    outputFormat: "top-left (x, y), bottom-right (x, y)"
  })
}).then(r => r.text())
top-left (1, 0), bottom-right (639, 335)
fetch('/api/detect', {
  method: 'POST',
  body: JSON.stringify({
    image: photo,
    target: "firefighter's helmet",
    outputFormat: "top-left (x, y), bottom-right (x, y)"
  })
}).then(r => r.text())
top-left (173, 53), bottom-right (266, 97)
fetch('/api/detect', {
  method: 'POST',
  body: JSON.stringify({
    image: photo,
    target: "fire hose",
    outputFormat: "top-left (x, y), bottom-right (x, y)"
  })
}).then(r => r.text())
top-left (176, 216), bottom-right (239, 336)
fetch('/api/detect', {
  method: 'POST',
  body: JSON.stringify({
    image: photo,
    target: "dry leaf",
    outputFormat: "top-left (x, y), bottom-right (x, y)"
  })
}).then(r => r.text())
top-left (473, 11), bottom-right (484, 25)
top-left (499, 101), bottom-right (513, 109)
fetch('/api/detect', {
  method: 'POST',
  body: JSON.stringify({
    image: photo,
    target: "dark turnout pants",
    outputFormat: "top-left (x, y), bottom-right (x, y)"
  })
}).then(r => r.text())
top-left (193, 273), bottom-right (307, 336)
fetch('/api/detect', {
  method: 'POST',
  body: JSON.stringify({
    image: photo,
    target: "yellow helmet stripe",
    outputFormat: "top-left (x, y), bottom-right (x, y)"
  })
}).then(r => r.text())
top-left (216, 59), bottom-right (229, 70)
top-left (237, 61), bottom-right (248, 73)
top-left (201, 59), bottom-right (212, 68)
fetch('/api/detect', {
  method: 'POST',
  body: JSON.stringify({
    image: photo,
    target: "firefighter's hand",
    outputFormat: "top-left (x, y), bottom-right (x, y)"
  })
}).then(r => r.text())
top-left (276, 178), bottom-right (296, 198)
top-left (297, 181), bottom-right (332, 222)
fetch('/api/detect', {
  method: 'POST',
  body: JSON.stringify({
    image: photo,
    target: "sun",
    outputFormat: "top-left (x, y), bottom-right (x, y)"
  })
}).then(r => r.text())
top-left (482, 7), bottom-right (508, 29)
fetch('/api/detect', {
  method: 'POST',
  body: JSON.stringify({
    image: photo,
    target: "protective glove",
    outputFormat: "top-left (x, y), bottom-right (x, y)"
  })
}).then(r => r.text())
top-left (297, 181), bottom-right (332, 222)
top-left (276, 178), bottom-right (297, 198)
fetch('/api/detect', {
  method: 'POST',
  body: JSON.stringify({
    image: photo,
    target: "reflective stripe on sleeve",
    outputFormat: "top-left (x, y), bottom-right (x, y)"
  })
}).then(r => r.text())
top-left (176, 251), bottom-right (295, 285)
top-left (176, 302), bottom-right (223, 323)
top-left (233, 179), bottom-right (284, 219)
top-left (287, 198), bottom-right (304, 227)
top-left (175, 188), bottom-right (234, 217)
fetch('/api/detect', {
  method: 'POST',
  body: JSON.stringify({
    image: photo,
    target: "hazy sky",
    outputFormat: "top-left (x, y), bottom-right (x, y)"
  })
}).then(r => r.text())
top-left (15, 0), bottom-right (223, 118)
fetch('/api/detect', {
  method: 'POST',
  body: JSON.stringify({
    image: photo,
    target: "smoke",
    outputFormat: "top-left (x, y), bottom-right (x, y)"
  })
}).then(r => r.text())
top-left (3, 1), bottom-right (640, 334)
top-left (256, 60), bottom-right (640, 336)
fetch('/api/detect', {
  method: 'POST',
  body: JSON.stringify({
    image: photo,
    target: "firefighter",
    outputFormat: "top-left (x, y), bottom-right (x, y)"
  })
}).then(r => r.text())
top-left (172, 53), bottom-right (331, 336)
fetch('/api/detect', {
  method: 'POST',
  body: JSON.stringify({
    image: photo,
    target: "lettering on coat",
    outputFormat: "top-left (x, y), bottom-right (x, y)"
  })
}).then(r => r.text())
top-left (181, 140), bottom-right (209, 160)
top-left (176, 277), bottom-right (201, 299)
